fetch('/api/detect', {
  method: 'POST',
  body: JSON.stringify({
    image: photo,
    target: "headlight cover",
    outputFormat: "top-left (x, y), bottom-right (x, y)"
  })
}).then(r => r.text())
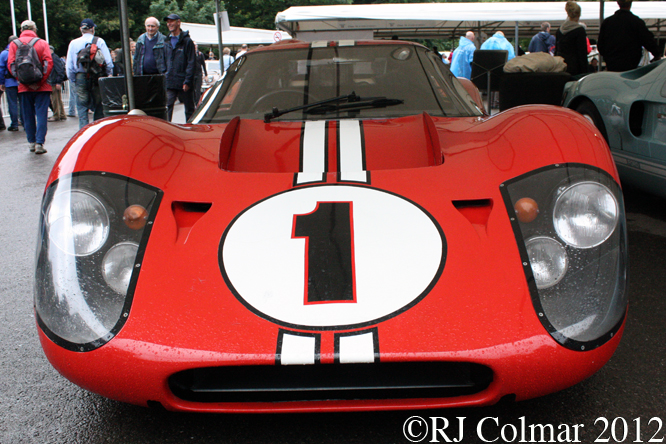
top-left (35, 172), bottom-right (162, 351)
top-left (501, 164), bottom-right (627, 351)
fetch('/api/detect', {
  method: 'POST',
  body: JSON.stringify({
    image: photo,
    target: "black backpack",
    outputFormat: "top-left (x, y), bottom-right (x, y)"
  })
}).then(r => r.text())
top-left (11, 38), bottom-right (45, 84)
top-left (76, 36), bottom-right (107, 80)
top-left (48, 53), bottom-right (67, 85)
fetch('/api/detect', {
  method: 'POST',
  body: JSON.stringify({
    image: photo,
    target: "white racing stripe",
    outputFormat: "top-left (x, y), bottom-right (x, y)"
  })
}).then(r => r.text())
top-left (279, 331), bottom-right (319, 365)
top-left (295, 120), bottom-right (369, 185)
top-left (336, 329), bottom-right (378, 363)
top-left (296, 120), bottom-right (327, 185)
top-left (338, 120), bottom-right (369, 183)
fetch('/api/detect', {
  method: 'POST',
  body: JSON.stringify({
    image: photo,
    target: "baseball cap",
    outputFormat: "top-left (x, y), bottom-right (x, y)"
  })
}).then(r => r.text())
top-left (20, 20), bottom-right (37, 31)
top-left (164, 13), bottom-right (181, 21)
top-left (80, 19), bottom-right (95, 29)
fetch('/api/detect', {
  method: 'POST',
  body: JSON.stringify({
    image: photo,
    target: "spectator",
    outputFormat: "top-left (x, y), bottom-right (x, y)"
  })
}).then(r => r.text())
top-left (528, 22), bottom-right (556, 54)
top-left (556, 1), bottom-right (589, 76)
top-left (47, 45), bottom-right (67, 122)
top-left (66, 18), bottom-right (114, 129)
top-left (236, 43), bottom-right (248, 58)
top-left (112, 49), bottom-right (125, 76)
top-left (208, 50), bottom-right (215, 60)
top-left (222, 47), bottom-right (234, 71)
top-left (450, 31), bottom-right (476, 80)
top-left (164, 13), bottom-right (196, 122)
top-left (66, 56), bottom-right (76, 118)
top-left (0, 35), bottom-right (20, 131)
top-left (133, 16), bottom-right (167, 76)
top-left (7, 20), bottom-right (53, 154)
top-left (193, 42), bottom-right (207, 104)
top-left (480, 31), bottom-right (516, 60)
top-left (598, 0), bottom-right (662, 72)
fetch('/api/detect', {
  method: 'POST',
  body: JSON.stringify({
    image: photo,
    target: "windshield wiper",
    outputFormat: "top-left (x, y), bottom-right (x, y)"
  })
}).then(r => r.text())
top-left (305, 97), bottom-right (404, 115)
top-left (264, 92), bottom-right (361, 123)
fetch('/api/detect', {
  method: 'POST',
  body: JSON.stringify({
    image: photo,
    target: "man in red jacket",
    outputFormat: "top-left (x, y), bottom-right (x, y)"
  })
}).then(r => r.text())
top-left (8, 20), bottom-right (52, 154)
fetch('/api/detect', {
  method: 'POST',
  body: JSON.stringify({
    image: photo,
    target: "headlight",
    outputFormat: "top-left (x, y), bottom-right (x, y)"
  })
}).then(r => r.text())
top-left (525, 237), bottom-right (568, 289)
top-left (501, 164), bottom-right (627, 351)
top-left (103, 242), bottom-right (139, 294)
top-left (553, 182), bottom-right (618, 248)
top-left (47, 190), bottom-right (109, 256)
top-left (35, 172), bottom-right (162, 351)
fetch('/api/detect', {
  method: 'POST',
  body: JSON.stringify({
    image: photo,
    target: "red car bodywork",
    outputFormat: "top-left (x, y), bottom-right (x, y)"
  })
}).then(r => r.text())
top-left (38, 100), bottom-right (624, 412)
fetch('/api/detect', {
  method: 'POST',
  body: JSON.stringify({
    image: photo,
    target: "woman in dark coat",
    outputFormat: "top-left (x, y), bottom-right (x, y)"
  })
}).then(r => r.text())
top-left (556, 1), bottom-right (589, 76)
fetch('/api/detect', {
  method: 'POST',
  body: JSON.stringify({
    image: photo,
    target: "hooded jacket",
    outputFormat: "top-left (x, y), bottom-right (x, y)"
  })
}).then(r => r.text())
top-left (7, 30), bottom-right (52, 93)
top-left (528, 31), bottom-right (556, 53)
top-left (555, 20), bottom-right (588, 76)
top-left (480, 32), bottom-right (516, 60)
top-left (164, 29), bottom-right (195, 90)
top-left (450, 36), bottom-right (476, 80)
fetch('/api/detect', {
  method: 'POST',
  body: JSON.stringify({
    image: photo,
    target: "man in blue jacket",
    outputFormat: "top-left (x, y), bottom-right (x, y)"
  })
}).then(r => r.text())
top-left (528, 23), bottom-right (556, 54)
top-left (164, 13), bottom-right (196, 122)
top-left (133, 16), bottom-right (167, 76)
top-left (450, 32), bottom-right (476, 80)
top-left (0, 36), bottom-right (21, 131)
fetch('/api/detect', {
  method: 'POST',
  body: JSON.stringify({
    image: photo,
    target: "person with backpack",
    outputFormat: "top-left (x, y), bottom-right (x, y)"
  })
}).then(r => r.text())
top-left (47, 46), bottom-right (67, 121)
top-left (7, 20), bottom-right (52, 155)
top-left (0, 35), bottom-right (21, 131)
top-left (65, 18), bottom-right (114, 129)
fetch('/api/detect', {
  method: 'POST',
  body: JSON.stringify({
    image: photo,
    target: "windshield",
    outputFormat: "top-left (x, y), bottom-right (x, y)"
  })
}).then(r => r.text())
top-left (192, 44), bottom-right (482, 123)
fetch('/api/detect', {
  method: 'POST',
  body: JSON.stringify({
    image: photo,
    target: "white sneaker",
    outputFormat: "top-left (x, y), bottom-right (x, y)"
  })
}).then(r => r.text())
top-left (29, 143), bottom-right (36, 152)
top-left (35, 144), bottom-right (47, 154)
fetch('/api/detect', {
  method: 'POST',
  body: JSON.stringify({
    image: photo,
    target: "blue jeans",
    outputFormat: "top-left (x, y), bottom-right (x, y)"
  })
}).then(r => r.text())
top-left (68, 81), bottom-right (77, 116)
top-left (5, 86), bottom-right (20, 128)
top-left (20, 91), bottom-right (50, 144)
top-left (75, 73), bottom-right (103, 129)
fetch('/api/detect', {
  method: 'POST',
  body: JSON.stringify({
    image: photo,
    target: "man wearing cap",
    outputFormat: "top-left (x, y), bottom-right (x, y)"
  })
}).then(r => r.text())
top-left (598, 0), bottom-right (662, 71)
top-left (164, 13), bottom-right (196, 121)
top-left (134, 17), bottom-right (167, 77)
top-left (65, 18), bottom-right (114, 129)
top-left (7, 20), bottom-right (52, 154)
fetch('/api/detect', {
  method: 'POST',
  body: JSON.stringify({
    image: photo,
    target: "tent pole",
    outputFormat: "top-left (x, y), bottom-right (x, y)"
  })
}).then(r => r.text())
top-left (10, 0), bottom-right (16, 36)
top-left (216, 0), bottom-right (224, 58)
top-left (42, 0), bottom-right (49, 43)
top-left (119, 0), bottom-right (135, 110)
top-left (514, 23), bottom-right (519, 54)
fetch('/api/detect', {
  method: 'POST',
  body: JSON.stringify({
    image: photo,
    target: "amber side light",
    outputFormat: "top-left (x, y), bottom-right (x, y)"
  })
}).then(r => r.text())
top-left (514, 198), bottom-right (539, 223)
top-left (123, 205), bottom-right (148, 230)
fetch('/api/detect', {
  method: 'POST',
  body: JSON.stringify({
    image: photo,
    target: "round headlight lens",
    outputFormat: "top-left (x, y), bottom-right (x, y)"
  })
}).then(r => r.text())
top-left (102, 242), bottom-right (139, 294)
top-left (526, 237), bottom-right (568, 289)
top-left (553, 182), bottom-right (618, 249)
top-left (47, 190), bottom-right (110, 256)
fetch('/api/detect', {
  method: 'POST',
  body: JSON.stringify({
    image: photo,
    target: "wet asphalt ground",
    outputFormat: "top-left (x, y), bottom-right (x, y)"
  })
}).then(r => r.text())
top-left (0, 108), bottom-right (664, 444)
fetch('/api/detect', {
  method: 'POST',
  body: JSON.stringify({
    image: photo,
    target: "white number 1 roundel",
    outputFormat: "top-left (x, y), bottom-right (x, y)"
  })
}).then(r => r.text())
top-left (219, 185), bottom-right (446, 330)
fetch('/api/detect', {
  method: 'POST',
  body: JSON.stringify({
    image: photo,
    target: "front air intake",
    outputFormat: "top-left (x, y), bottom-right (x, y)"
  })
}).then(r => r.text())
top-left (169, 362), bottom-right (493, 403)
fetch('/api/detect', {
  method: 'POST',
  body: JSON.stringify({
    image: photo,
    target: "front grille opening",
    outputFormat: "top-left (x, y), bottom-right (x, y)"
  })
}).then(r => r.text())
top-left (169, 362), bottom-right (493, 403)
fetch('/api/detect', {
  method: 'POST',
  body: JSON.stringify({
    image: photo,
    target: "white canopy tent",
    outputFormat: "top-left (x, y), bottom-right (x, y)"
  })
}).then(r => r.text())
top-left (275, 2), bottom-right (666, 42)
top-left (181, 22), bottom-right (291, 47)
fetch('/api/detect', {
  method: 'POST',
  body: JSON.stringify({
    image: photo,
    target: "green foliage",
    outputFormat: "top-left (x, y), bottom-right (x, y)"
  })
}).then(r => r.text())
top-left (228, 0), bottom-right (352, 30)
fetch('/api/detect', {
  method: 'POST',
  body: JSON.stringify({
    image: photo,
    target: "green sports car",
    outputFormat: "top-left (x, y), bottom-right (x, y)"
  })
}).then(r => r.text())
top-left (563, 59), bottom-right (666, 198)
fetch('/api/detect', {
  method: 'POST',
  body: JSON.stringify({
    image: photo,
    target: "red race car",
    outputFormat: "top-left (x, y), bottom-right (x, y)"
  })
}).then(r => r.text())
top-left (35, 40), bottom-right (627, 413)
